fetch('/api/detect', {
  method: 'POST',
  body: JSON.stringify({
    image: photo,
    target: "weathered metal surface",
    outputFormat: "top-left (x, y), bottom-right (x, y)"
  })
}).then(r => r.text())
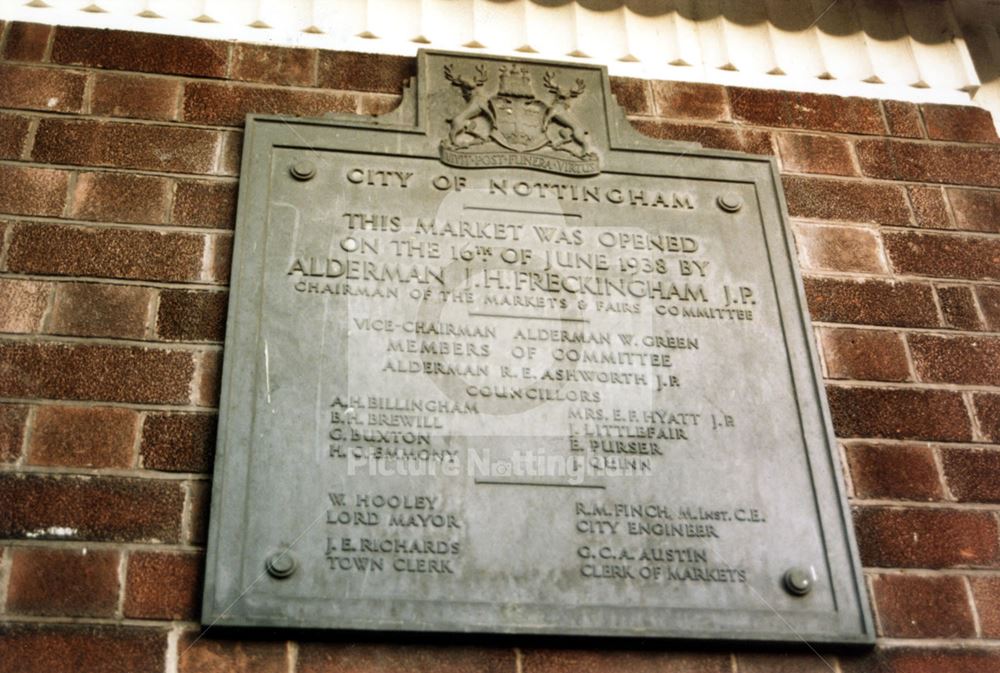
top-left (202, 50), bottom-right (873, 644)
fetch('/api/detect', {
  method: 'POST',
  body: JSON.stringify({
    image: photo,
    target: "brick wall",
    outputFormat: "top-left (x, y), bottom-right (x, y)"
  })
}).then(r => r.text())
top-left (0, 20), bottom-right (999, 673)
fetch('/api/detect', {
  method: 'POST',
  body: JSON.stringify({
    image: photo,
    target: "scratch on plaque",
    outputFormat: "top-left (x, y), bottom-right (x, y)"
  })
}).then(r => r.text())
top-left (264, 339), bottom-right (272, 405)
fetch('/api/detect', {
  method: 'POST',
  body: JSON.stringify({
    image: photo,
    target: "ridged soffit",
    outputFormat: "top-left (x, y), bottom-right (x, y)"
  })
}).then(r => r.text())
top-left (3, 0), bottom-right (1000, 124)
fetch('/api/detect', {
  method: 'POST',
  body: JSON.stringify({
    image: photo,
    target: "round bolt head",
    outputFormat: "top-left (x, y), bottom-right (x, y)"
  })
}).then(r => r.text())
top-left (783, 567), bottom-right (813, 596)
top-left (341, 237), bottom-right (359, 252)
top-left (717, 193), bottom-right (743, 212)
top-left (266, 552), bottom-right (296, 579)
top-left (290, 160), bottom-right (316, 181)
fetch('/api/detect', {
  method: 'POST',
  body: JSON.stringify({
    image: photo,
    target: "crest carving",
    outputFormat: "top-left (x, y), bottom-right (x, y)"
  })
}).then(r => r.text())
top-left (440, 63), bottom-right (600, 176)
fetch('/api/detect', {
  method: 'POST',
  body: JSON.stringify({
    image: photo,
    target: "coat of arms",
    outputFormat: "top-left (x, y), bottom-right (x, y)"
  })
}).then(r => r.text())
top-left (439, 63), bottom-right (600, 175)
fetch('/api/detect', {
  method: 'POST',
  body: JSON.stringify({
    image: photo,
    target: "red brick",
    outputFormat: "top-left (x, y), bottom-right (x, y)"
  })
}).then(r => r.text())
top-left (946, 188), bottom-right (1000, 233)
top-left (172, 180), bottom-right (237, 229)
top-left (206, 232), bottom-right (233, 284)
top-left (32, 118), bottom-right (226, 174)
top-left (936, 285), bottom-right (983, 331)
top-left (729, 87), bottom-right (885, 135)
top-left (883, 100), bottom-right (923, 139)
top-left (0, 623), bottom-right (166, 673)
top-left (0, 165), bottom-right (69, 217)
top-left (735, 653), bottom-right (837, 673)
top-left (922, 104), bottom-right (1000, 144)
top-left (909, 333), bottom-right (1000, 386)
top-left (782, 176), bottom-right (910, 225)
top-left (853, 506), bottom-right (999, 568)
top-left (819, 327), bottom-right (910, 382)
top-left (521, 649), bottom-right (727, 673)
top-left (609, 76), bottom-right (651, 116)
top-left (52, 26), bottom-right (228, 77)
top-left (231, 43), bottom-right (316, 86)
top-left (218, 131), bottom-right (243, 177)
top-left (178, 634), bottom-right (288, 673)
top-left (827, 386), bottom-right (971, 442)
top-left (182, 81), bottom-right (356, 127)
top-left (971, 577), bottom-right (1000, 638)
top-left (124, 551), bottom-right (202, 620)
top-left (6, 547), bottom-right (120, 617)
top-left (803, 277), bottom-right (940, 328)
top-left (793, 223), bottom-right (885, 274)
top-left (977, 286), bottom-right (1000, 332)
top-left (0, 403), bottom-right (28, 462)
top-left (0, 341), bottom-right (196, 404)
top-left (941, 448), bottom-right (1000, 503)
top-left (194, 349), bottom-right (222, 408)
top-left (778, 133), bottom-right (857, 176)
top-left (845, 444), bottom-right (943, 501)
top-left (317, 51), bottom-right (415, 93)
top-left (358, 93), bottom-right (402, 117)
top-left (908, 185), bottom-right (952, 230)
top-left (651, 81), bottom-right (727, 121)
top-left (0, 112), bottom-right (30, 159)
top-left (298, 642), bottom-right (515, 673)
top-left (976, 393), bottom-right (1000, 443)
top-left (0, 278), bottom-right (50, 334)
top-left (91, 73), bottom-right (181, 123)
top-left (28, 405), bottom-right (138, 469)
top-left (157, 289), bottom-right (228, 342)
top-left (2, 22), bottom-right (52, 62)
top-left (885, 231), bottom-right (1000, 282)
top-left (0, 63), bottom-right (86, 113)
top-left (47, 282), bottom-right (153, 339)
top-left (630, 119), bottom-right (773, 154)
top-left (187, 480), bottom-right (210, 545)
top-left (0, 473), bottom-right (185, 543)
top-left (872, 573), bottom-right (975, 638)
top-left (141, 412), bottom-right (216, 473)
top-left (70, 171), bottom-right (172, 225)
top-left (856, 138), bottom-right (1000, 188)
top-left (7, 222), bottom-right (206, 283)
top-left (841, 648), bottom-right (1000, 673)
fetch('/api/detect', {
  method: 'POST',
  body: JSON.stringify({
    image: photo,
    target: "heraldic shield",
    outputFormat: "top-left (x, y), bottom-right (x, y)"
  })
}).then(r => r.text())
top-left (440, 62), bottom-right (600, 175)
top-left (490, 95), bottom-right (548, 152)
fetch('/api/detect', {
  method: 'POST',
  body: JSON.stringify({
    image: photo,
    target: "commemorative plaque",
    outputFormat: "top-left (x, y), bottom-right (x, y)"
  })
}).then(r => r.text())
top-left (203, 51), bottom-right (874, 644)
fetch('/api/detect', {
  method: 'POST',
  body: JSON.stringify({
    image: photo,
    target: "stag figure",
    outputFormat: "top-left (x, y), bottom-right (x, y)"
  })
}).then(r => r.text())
top-left (443, 64), bottom-right (492, 147)
top-left (542, 72), bottom-right (595, 159)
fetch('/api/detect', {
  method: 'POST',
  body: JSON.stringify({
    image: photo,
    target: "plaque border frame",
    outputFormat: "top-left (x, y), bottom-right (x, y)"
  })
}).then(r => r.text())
top-left (202, 49), bottom-right (875, 646)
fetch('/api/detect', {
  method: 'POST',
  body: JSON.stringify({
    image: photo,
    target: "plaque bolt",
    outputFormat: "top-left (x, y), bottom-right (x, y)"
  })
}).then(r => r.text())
top-left (266, 552), bottom-right (297, 579)
top-left (341, 238), bottom-right (359, 252)
top-left (717, 193), bottom-right (743, 212)
top-left (290, 160), bottom-right (316, 181)
top-left (783, 567), bottom-right (814, 596)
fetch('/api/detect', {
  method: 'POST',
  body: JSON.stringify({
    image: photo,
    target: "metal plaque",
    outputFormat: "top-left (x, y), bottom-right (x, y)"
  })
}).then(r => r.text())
top-left (203, 50), bottom-right (874, 644)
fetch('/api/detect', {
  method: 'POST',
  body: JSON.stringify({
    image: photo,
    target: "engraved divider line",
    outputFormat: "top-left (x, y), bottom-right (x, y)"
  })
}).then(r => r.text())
top-left (467, 311), bottom-right (589, 323)
top-left (473, 478), bottom-right (605, 489)
top-left (464, 206), bottom-right (584, 219)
